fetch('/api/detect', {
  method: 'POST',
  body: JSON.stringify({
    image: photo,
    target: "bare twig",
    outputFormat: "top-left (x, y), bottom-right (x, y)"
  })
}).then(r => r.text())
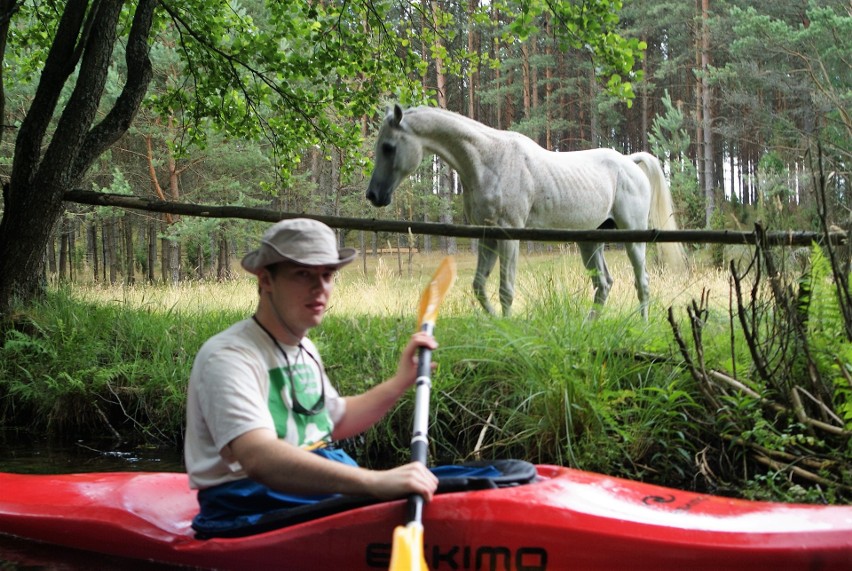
top-left (473, 408), bottom-right (496, 461)
top-left (753, 454), bottom-right (850, 492)
top-left (92, 402), bottom-right (121, 441)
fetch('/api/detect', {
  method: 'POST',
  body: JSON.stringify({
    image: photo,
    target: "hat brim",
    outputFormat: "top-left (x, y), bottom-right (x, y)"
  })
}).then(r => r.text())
top-left (241, 247), bottom-right (357, 275)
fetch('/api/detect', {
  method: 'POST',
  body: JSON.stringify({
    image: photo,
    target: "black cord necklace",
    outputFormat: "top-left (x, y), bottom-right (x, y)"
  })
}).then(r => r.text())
top-left (251, 315), bottom-right (326, 416)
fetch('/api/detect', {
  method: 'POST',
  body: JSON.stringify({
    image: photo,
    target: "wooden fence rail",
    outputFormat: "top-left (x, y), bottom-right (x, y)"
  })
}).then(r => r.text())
top-left (64, 190), bottom-right (847, 247)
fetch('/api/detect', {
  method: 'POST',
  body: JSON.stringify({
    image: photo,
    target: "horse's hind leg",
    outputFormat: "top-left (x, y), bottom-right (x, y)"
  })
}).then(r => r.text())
top-left (624, 242), bottom-right (650, 319)
top-left (474, 238), bottom-right (500, 315)
top-left (578, 242), bottom-right (612, 318)
top-left (497, 239), bottom-right (519, 317)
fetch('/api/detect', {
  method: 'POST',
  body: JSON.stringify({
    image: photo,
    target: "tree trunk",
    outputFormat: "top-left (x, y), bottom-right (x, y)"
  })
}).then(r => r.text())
top-left (701, 0), bottom-right (715, 227)
top-left (522, 42), bottom-right (531, 120)
top-left (331, 148), bottom-right (340, 217)
top-left (168, 239), bottom-right (180, 283)
top-left (431, 0), bottom-right (447, 108)
top-left (544, 14), bottom-right (553, 150)
top-left (0, 0), bottom-right (155, 315)
top-left (196, 242), bottom-right (204, 280)
top-left (430, 0), bottom-right (456, 254)
top-left (46, 223), bottom-right (57, 277)
top-left (216, 231), bottom-right (231, 280)
top-left (641, 35), bottom-right (649, 152)
top-left (58, 218), bottom-right (69, 281)
top-left (589, 67), bottom-right (599, 146)
top-left (102, 218), bottom-right (115, 284)
top-left (124, 216), bottom-right (135, 285)
top-left (146, 220), bottom-right (157, 283)
top-left (69, 217), bottom-right (76, 281)
top-left (694, 0), bottom-right (704, 201)
top-left (0, 0), bottom-right (13, 149)
top-left (467, 0), bottom-right (479, 121)
top-left (492, 2), bottom-right (502, 129)
top-left (530, 39), bottom-right (539, 146)
top-left (88, 220), bottom-right (99, 282)
top-left (160, 234), bottom-right (169, 284)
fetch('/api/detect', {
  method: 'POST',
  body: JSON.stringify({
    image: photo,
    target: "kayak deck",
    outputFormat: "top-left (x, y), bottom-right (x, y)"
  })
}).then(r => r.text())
top-left (0, 466), bottom-right (850, 570)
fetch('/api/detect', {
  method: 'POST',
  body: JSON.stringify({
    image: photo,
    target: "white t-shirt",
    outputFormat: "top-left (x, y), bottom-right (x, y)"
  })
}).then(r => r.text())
top-left (184, 318), bottom-right (346, 489)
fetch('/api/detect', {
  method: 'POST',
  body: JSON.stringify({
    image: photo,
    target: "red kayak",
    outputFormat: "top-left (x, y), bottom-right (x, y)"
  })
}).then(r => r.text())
top-left (0, 465), bottom-right (850, 570)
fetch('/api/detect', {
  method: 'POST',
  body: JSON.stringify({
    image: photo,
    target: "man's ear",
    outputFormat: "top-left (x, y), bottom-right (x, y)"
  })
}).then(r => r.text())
top-left (258, 268), bottom-right (274, 294)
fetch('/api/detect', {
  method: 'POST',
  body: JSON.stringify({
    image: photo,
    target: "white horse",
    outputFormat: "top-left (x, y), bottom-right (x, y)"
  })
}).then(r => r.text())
top-left (366, 104), bottom-right (686, 318)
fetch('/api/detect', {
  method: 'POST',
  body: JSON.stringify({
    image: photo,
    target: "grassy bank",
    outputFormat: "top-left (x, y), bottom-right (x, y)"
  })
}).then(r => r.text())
top-left (2, 249), bottom-right (850, 503)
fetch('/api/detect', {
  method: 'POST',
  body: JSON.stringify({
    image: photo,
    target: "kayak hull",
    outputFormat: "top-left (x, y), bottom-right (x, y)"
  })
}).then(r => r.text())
top-left (1, 466), bottom-right (850, 570)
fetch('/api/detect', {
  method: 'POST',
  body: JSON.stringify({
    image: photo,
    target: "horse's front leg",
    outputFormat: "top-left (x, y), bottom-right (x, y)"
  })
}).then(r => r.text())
top-left (474, 238), bottom-right (500, 315)
top-left (624, 242), bottom-right (650, 319)
top-left (498, 239), bottom-right (519, 317)
top-left (578, 242), bottom-right (612, 318)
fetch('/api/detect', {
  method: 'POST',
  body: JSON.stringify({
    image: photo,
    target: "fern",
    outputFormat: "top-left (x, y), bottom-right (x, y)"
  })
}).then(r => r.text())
top-left (807, 246), bottom-right (852, 428)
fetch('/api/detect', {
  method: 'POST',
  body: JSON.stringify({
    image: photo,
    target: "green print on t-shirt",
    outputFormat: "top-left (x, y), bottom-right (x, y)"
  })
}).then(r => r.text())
top-left (268, 364), bottom-right (333, 446)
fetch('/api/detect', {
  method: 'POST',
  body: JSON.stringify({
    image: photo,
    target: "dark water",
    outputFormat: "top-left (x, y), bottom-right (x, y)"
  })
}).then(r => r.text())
top-left (0, 431), bottom-right (188, 569)
top-left (0, 431), bottom-right (185, 474)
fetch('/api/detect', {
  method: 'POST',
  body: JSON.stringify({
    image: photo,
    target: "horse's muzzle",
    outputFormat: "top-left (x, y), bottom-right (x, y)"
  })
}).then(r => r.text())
top-left (366, 186), bottom-right (390, 207)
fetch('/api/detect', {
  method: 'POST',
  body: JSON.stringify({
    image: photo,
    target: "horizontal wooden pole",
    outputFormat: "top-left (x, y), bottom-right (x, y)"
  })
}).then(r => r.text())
top-left (64, 190), bottom-right (846, 247)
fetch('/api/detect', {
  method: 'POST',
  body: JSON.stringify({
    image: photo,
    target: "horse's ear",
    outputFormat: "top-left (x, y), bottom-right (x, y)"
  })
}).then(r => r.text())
top-left (391, 104), bottom-right (403, 127)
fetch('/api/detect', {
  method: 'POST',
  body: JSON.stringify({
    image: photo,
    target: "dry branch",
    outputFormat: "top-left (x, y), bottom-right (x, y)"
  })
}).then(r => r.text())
top-left (64, 190), bottom-right (846, 246)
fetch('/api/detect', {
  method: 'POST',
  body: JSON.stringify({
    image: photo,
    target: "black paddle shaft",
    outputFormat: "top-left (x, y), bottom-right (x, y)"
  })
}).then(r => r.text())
top-left (407, 323), bottom-right (434, 524)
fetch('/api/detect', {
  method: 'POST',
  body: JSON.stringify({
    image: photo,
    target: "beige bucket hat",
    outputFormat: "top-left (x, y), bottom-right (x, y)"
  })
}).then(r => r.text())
top-left (241, 218), bottom-right (356, 275)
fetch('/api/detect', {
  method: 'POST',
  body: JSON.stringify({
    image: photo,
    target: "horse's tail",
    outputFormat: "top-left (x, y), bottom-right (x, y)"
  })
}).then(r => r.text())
top-left (630, 152), bottom-right (687, 271)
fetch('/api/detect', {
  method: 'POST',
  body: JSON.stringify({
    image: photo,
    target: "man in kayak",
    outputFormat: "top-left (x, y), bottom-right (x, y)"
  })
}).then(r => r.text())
top-left (184, 218), bottom-right (439, 536)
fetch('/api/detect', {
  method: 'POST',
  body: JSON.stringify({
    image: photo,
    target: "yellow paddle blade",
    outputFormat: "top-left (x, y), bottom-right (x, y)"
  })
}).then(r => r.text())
top-left (417, 256), bottom-right (456, 329)
top-left (389, 522), bottom-right (428, 571)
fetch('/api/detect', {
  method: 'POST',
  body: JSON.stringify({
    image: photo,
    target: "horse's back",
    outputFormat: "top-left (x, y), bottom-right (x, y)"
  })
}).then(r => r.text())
top-left (524, 148), bottom-right (633, 229)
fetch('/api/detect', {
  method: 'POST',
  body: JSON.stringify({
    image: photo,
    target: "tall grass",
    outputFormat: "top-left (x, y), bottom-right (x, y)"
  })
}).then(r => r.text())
top-left (2, 249), bottom-right (848, 502)
top-left (1, 254), bottom-right (713, 454)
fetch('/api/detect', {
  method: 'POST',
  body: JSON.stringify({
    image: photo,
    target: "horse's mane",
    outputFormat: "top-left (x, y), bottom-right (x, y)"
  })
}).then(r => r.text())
top-left (403, 107), bottom-right (541, 156)
top-left (404, 106), bottom-right (501, 135)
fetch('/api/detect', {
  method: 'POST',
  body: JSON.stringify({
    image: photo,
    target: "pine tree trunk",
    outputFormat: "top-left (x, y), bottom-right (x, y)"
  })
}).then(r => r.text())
top-left (160, 235), bottom-right (169, 284)
top-left (147, 221), bottom-right (157, 283)
top-left (430, 0), bottom-right (456, 254)
top-left (641, 35), bottom-right (649, 152)
top-left (701, 0), bottom-right (715, 227)
top-left (216, 232), bottom-right (231, 280)
top-left (124, 216), bottom-right (135, 285)
top-left (589, 67), bottom-right (599, 146)
top-left (694, 0), bottom-right (704, 200)
top-left (522, 43), bottom-right (531, 120)
top-left (88, 221), bottom-right (99, 282)
top-left (104, 218), bottom-right (117, 284)
top-left (544, 14), bottom-right (553, 150)
top-left (58, 218), bottom-right (68, 282)
top-left (492, 2), bottom-right (502, 129)
top-left (467, 0), bottom-right (479, 120)
top-left (48, 224), bottom-right (58, 276)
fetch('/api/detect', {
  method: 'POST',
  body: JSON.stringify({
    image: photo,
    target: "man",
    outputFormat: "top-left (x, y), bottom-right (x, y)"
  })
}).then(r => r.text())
top-left (185, 218), bottom-right (438, 536)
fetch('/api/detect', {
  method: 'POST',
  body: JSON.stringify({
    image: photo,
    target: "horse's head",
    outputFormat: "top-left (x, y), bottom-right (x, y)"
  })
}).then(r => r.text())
top-left (366, 104), bottom-right (423, 207)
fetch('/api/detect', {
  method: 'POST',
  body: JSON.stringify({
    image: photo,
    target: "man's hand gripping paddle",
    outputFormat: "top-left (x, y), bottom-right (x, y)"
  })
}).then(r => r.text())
top-left (388, 256), bottom-right (456, 571)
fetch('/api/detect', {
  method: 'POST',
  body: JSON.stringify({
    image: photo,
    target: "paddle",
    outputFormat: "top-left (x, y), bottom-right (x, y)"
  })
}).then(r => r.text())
top-left (388, 256), bottom-right (456, 571)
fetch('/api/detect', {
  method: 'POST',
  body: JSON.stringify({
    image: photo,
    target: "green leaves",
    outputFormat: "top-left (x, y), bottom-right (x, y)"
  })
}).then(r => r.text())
top-left (140, 1), bottom-right (424, 182)
top-left (500, 0), bottom-right (643, 104)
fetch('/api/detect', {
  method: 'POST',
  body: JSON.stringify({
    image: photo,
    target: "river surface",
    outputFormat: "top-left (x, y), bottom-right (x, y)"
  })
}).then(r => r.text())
top-left (0, 430), bottom-right (188, 570)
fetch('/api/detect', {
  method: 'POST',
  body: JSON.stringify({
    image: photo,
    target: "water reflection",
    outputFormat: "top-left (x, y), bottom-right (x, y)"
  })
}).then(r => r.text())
top-left (0, 430), bottom-right (186, 569)
top-left (0, 430), bottom-right (185, 474)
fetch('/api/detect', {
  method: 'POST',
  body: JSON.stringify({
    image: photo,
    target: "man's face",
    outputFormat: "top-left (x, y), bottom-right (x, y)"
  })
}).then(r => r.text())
top-left (262, 262), bottom-right (338, 336)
